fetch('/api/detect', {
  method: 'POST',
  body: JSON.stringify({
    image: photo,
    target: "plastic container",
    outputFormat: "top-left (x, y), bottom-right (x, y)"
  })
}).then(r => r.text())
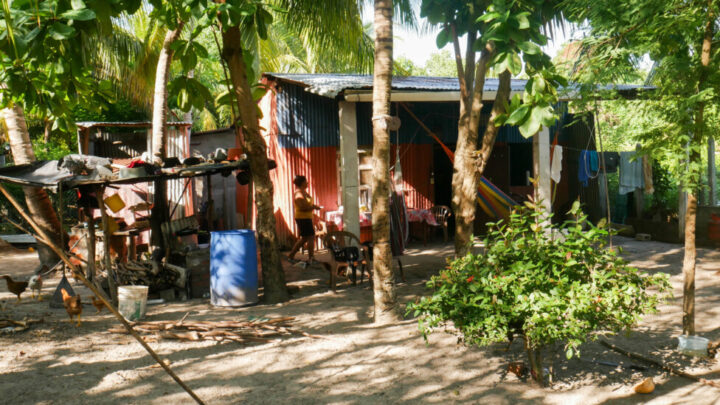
top-left (677, 335), bottom-right (709, 357)
top-left (210, 230), bottom-right (258, 307)
top-left (227, 147), bottom-right (243, 161)
top-left (118, 285), bottom-right (149, 321)
top-left (104, 194), bottom-right (126, 213)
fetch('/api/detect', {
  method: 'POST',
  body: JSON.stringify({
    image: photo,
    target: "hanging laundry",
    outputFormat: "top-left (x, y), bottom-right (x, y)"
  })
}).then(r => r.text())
top-left (601, 152), bottom-right (620, 173)
top-left (618, 152), bottom-right (644, 195)
top-left (578, 150), bottom-right (599, 187)
top-left (642, 155), bottom-right (654, 194)
top-left (551, 145), bottom-right (563, 183)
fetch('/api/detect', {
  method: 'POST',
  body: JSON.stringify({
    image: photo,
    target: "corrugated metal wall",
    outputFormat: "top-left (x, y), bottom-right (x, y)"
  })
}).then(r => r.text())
top-left (91, 129), bottom-right (148, 158)
top-left (263, 83), bottom-right (340, 247)
top-left (166, 126), bottom-right (193, 219)
top-left (264, 79), bottom-right (586, 245)
top-left (392, 144), bottom-right (433, 210)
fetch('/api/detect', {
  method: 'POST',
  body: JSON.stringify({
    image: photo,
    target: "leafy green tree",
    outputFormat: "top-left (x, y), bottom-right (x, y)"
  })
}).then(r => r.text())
top-left (408, 201), bottom-right (670, 385)
top-left (0, 0), bottom-right (141, 269)
top-left (421, 0), bottom-right (566, 256)
top-left (424, 50), bottom-right (456, 77)
top-left (564, 0), bottom-right (719, 335)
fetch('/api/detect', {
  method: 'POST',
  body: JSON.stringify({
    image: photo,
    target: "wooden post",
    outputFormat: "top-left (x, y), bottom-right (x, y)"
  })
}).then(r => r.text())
top-left (533, 126), bottom-right (552, 216)
top-left (206, 174), bottom-right (213, 231)
top-left (95, 187), bottom-right (117, 305)
top-left (709, 136), bottom-right (716, 206)
top-left (85, 207), bottom-right (96, 282)
top-left (339, 101), bottom-right (360, 241)
top-left (634, 144), bottom-right (644, 218)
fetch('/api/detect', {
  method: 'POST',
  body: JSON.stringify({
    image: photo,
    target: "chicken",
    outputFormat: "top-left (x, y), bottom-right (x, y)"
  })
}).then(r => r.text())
top-left (90, 296), bottom-right (105, 313)
top-left (60, 288), bottom-right (83, 327)
top-left (2, 275), bottom-right (28, 303)
top-left (28, 274), bottom-right (43, 301)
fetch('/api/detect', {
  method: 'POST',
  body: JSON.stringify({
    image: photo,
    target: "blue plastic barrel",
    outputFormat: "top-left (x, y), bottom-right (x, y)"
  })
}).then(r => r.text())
top-left (210, 230), bottom-right (259, 306)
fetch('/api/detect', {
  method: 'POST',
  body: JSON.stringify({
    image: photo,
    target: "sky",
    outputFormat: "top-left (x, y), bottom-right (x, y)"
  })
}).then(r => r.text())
top-left (360, 7), bottom-right (584, 68)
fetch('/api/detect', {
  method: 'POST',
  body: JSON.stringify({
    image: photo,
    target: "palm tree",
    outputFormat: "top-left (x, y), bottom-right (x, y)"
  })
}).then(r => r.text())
top-left (1, 106), bottom-right (64, 271)
top-left (370, 0), bottom-right (402, 324)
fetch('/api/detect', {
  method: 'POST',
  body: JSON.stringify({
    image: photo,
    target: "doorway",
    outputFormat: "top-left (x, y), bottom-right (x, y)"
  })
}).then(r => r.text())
top-left (433, 143), bottom-right (455, 237)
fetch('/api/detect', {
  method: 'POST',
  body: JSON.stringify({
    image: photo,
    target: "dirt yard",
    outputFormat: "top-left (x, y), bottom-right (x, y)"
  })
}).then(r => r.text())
top-left (1, 236), bottom-right (720, 404)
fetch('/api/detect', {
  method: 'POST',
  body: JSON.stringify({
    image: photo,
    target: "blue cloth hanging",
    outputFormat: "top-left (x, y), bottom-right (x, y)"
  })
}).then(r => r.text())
top-left (578, 150), bottom-right (599, 187)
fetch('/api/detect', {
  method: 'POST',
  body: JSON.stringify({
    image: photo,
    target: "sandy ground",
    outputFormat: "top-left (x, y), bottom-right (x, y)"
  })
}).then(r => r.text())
top-left (1, 237), bottom-right (720, 404)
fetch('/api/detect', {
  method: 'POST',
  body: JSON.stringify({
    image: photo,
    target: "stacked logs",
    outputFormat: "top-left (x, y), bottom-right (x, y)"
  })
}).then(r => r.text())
top-left (115, 260), bottom-right (186, 292)
top-left (107, 316), bottom-right (315, 343)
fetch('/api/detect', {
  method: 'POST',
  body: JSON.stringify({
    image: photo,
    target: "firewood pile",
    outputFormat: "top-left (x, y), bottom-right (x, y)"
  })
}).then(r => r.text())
top-left (108, 316), bottom-right (316, 343)
top-left (0, 318), bottom-right (42, 334)
top-left (115, 260), bottom-right (186, 292)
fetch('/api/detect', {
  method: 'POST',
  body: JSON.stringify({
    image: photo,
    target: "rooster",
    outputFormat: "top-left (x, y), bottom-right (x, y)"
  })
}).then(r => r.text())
top-left (2, 275), bottom-right (28, 303)
top-left (60, 288), bottom-right (83, 327)
top-left (28, 274), bottom-right (43, 301)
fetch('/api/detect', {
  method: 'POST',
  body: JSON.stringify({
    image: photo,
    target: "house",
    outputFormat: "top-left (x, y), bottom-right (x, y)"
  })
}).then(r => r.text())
top-left (250, 73), bottom-right (626, 248)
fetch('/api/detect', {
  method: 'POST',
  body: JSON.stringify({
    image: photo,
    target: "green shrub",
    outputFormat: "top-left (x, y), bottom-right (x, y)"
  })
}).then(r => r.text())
top-left (408, 199), bottom-right (670, 384)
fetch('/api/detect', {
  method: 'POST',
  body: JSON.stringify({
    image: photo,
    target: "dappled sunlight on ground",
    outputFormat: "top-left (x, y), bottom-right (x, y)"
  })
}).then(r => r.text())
top-left (1, 237), bottom-right (719, 403)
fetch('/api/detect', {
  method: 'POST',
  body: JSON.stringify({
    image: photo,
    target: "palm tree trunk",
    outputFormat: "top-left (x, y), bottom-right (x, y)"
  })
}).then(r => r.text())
top-left (221, 25), bottom-right (288, 304)
top-left (149, 23), bottom-right (183, 250)
top-left (2, 105), bottom-right (64, 270)
top-left (151, 23), bottom-right (184, 164)
top-left (371, 0), bottom-right (400, 324)
top-left (683, 2), bottom-right (714, 335)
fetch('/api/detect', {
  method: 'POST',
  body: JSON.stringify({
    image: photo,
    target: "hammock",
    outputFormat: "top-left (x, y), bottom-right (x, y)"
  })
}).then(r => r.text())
top-left (426, 126), bottom-right (519, 220)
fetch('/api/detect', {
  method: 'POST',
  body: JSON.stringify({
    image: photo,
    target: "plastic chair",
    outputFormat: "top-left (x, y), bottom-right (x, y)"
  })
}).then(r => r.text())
top-left (431, 205), bottom-right (451, 242)
top-left (323, 231), bottom-right (371, 291)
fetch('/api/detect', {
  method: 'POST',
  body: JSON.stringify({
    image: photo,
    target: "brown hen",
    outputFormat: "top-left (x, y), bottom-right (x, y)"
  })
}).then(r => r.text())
top-left (60, 288), bottom-right (83, 326)
top-left (2, 275), bottom-right (28, 302)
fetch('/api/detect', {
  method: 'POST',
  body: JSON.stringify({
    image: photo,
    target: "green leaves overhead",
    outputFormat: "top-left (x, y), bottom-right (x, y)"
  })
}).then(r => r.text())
top-left (169, 76), bottom-right (212, 112)
top-left (422, 0), bottom-right (565, 136)
top-left (0, 0), bottom-right (141, 131)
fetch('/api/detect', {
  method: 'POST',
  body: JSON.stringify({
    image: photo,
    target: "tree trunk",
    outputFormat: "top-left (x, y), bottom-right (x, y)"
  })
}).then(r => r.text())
top-left (221, 25), bottom-right (288, 303)
top-left (524, 338), bottom-right (546, 387)
top-left (682, 1), bottom-right (714, 335)
top-left (450, 37), bottom-right (504, 257)
top-left (149, 23), bottom-right (184, 252)
top-left (2, 105), bottom-right (64, 270)
top-left (371, 0), bottom-right (400, 324)
top-left (151, 23), bottom-right (184, 164)
top-left (682, 190), bottom-right (697, 335)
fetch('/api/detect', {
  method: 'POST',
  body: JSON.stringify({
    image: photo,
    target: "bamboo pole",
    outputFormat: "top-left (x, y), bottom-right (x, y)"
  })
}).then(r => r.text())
top-left (95, 187), bottom-right (118, 305)
top-left (85, 207), bottom-right (96, 282)
top-left (0, 183), bottom-right (206, 405)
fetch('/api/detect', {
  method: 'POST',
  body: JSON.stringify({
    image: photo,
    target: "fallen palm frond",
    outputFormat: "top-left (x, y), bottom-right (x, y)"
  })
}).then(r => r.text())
top-left (108, 316), bottom-right (321, 343)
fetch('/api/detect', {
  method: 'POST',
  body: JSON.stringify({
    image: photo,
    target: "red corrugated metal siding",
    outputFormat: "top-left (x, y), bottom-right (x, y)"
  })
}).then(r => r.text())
top-left (393, 143), bottom-right (433, 210)
top-left (269, 141), bottom-right (339, 247)
top-left (261, 81), bottom-right (340, 248)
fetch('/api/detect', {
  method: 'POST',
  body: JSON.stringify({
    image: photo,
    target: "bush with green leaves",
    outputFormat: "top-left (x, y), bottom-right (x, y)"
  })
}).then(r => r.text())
top-left (408, 200), bottom-right (670, 383)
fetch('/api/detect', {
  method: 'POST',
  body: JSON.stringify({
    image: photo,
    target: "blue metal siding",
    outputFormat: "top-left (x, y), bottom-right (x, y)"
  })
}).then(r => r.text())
top-left (276, 83), bottom-right (340, 148)
top-left (276, 82), bottom-right (568, 149)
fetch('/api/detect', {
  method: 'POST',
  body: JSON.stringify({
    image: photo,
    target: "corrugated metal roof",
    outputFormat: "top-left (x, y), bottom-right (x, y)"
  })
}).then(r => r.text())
top-left (265, 73), bottom-right (528, 98)
top-left (76, 121), bottom-right (192, 129)
top-left (263, 73), bottom-right (653, 99)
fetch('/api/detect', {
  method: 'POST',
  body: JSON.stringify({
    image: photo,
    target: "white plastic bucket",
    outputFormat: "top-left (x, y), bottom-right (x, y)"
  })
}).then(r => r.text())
top-left (677, 335), bottom-right (709, 357)
top-left (118, 286), bottom-right (149, 321)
